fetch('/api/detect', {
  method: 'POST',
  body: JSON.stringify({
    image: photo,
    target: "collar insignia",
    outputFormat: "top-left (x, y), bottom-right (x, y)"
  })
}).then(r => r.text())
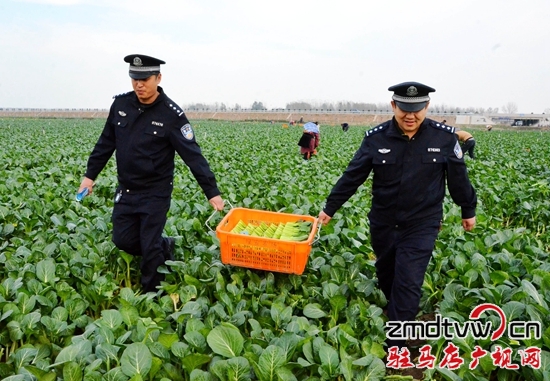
top-left (378, 148), bottom-right (391, 154)
top-left (118, 111), bottom-right (127, 117)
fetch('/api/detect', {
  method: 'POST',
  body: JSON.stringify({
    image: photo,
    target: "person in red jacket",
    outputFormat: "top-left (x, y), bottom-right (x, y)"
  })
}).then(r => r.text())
top-left (298, 121), bottom-right (320, 160)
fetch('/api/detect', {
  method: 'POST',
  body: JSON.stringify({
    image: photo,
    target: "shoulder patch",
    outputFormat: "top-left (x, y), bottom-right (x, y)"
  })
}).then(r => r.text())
top-left (365, 122), bottom-right (389, 137)
top-left (180, 123), bottom-right (194, 140)
top-left (454, 140), bottom-right (463, 159)
top-left (429, 120), bottom-right (455, 134)
top-left (112, 91), bottom-right (133, 99)
top-left (165, 100), bottom-right (186, 117)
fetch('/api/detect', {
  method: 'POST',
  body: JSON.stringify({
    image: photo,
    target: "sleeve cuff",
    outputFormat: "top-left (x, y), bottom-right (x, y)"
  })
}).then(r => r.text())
top-left (322, 208), bottom-right (335, 218)
top-left (84, 171), bottom-right (97, 181)
top-left (204, 188), bottom-right (221, 200)
top-left (461, 207), bottom-right (476, 219)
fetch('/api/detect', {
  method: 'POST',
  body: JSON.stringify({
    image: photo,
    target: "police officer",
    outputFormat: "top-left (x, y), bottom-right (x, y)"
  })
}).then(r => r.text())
top-left (77, 54), bottom-right (224, 292)
top-left (318, 81), bottom-right (477, 349)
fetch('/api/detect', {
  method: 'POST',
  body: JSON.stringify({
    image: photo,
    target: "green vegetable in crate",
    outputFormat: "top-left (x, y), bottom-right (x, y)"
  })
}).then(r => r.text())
top-left (273, 222), bottom-right (285, 239)
top-left (231, 220), bottom-right (245, 233)
top-left (251, 222), bottom-right (269, 236)
top-left (279, 221), bottom-right (312, 241)
top-left (243, 223), bottom-right (256, 235)
top-left (230, 219), bottom-right (312, 241)
top-left (263, 223), bottom-right (278, 238)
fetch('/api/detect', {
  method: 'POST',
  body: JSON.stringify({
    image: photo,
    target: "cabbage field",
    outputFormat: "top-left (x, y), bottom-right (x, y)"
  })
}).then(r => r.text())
top-left (0, 118), bottom-right (549, 381)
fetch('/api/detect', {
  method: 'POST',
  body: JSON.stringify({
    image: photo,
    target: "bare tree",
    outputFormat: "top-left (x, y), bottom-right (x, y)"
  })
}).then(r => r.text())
top-left (286, 102), bottom-right (312, 110)
top-left (251, 101), bottom-right (266, 110)
top-left (186, 103), bottom-right (209, 110)
top-left (319, 102), bottom-right (335, 110)
top-left (502, 102), bottom-right (518, 114)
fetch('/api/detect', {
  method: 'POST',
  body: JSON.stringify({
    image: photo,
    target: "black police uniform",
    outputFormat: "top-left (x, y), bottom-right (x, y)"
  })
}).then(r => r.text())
top-left (85, 86), bottom-right (220, 291)
top-left (322, 117), bottom-right (477, 347)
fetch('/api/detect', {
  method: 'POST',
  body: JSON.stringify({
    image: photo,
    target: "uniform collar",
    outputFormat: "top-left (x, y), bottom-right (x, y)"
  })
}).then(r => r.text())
top-left (389, 117), bottom-right (429, 139)
top-left (132, 86), bottom-right (166, 109)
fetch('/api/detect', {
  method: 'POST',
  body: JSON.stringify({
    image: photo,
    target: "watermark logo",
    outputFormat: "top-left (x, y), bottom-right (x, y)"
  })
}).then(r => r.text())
top-left (385, 303), bottom-right (542, 370)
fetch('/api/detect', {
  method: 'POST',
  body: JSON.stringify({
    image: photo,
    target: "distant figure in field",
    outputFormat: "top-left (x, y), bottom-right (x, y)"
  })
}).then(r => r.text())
top-left (297, 121), bottom-right (320, 160)
top-left (486, 124), bottom-right (493, 131)
top-left (341, 122), bottom-right (349, 132)
top-left (455, 128), bottom-right (476, 159)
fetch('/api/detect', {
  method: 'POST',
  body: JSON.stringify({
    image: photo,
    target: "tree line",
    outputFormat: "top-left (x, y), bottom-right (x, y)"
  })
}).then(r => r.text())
top-left (183, 100), bottom-right (540, 114)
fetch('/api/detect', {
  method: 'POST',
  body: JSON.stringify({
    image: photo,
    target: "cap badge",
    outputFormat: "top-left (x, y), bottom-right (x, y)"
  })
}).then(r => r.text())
top-left (406, 86), bottom-right (418, 96)
top-left (133, 57), bottom-right (143, 66)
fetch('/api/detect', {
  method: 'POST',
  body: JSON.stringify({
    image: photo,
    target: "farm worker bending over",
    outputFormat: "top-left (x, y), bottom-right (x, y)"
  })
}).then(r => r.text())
top-left (297, 121), bottom-right (320, 160)
top-left (318, 82), bottom-right (477, 350)
top-left (455, 128), bottom-right (476, 159)
top-left (77, 54), bottom-right (224, 292)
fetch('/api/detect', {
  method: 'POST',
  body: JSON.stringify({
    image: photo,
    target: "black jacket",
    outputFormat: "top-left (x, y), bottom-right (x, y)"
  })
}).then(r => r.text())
top-left (85, 87), bottom-right (220, 199)
top-left (323, 118), bottom-right (476, 225)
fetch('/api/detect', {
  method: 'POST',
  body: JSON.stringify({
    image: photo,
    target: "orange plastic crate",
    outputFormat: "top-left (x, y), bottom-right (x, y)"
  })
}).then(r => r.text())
top-left (215, 208), bottom-right (318, 275)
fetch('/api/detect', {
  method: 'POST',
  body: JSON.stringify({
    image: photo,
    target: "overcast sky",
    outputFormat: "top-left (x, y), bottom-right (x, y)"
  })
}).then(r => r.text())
top-left (1, 0), bottom-right (549, 113)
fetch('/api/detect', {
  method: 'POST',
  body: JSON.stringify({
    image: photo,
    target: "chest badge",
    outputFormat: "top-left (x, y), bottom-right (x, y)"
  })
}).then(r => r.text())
top-left (427, 148), bottom-right (441, 152)
top-left (180, 123), bottom-right (194, 140)
top-left (118, 111), bottom-right (127, 117)
top-left (378, 148), bottom-right (391, 154)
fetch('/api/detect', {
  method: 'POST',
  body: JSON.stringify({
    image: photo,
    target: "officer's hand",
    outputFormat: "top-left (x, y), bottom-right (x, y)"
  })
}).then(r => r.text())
top-left (318, 211), bottom-right (332, 225)
top-left (78, 177), bottom-right (95, 197)
top-left (462, 217), bottom-right (476, 231)
top-left (209, 195), bottom-right (225, 211)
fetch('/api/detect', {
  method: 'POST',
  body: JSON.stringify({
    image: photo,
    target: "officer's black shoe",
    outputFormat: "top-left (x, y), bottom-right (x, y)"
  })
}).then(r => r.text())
top-left (164, 237), bottom-right (175, 262)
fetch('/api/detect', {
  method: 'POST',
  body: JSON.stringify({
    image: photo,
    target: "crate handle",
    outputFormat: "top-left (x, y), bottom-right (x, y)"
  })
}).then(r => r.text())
top-left (205, 200), bottom-right (234, 233)
top-left (312, 220), bottom-right (322, 245)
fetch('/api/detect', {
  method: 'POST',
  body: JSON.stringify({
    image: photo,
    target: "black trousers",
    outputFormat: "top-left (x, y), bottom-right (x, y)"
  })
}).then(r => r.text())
top-left (111, 187), bottom-right (172, 292)
top-left (369, 218), bottom-right (440, 348)
top-left (462, 138), bottom-right (476, 158)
